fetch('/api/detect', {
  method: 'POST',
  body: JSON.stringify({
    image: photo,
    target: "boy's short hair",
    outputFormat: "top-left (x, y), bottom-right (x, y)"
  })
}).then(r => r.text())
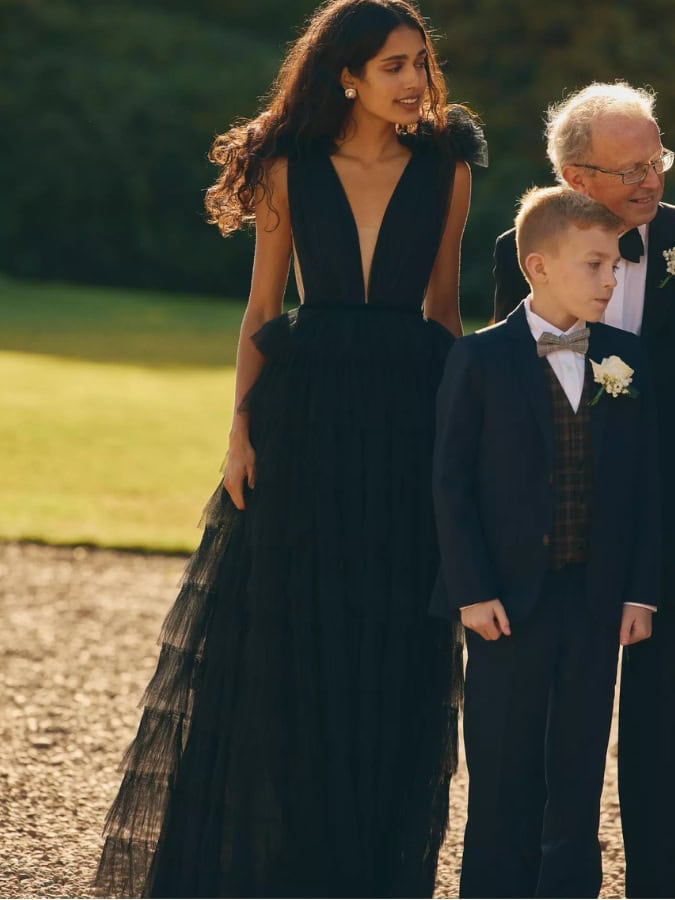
top-left (515, 186), bottom-right (622, 278)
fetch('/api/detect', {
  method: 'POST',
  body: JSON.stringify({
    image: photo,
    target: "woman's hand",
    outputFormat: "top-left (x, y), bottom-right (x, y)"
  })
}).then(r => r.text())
top-left (222, 431), bottom-right (256, 510)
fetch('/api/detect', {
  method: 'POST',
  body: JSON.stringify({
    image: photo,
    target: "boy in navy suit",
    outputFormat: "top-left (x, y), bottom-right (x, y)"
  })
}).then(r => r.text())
top-left (432, 187), bottom-right (660, 898)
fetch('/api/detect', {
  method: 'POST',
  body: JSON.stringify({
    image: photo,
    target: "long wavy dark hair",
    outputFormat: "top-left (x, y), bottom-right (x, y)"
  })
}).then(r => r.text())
top-left (205, 0), bottom-right (454, 236)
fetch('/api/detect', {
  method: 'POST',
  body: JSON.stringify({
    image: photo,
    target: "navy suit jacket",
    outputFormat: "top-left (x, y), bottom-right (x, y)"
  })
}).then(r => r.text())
top-left (431, 303), bottom-right (660, 626)
top-left (493, 203), bottom-right (675, 606)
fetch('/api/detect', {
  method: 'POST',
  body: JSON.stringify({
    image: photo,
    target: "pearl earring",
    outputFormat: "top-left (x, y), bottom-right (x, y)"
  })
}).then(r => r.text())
top-left (344, 88), bottom-right (357, 100)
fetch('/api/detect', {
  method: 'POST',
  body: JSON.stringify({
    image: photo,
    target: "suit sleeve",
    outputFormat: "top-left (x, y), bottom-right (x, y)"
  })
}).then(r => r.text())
top-left (626, 343), bottom-right (661, 608)
top-left (493, 229), bottom-right (529, 323)
top-left (432, 340), bottom-right (500, 614)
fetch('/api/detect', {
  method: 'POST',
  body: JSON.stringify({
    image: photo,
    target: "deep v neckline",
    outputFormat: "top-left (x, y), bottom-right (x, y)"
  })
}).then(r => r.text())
top-left (325, 151), bottom-right (415, 303)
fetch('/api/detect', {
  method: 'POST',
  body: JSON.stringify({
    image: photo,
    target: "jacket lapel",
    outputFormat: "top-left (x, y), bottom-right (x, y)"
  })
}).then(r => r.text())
top-left (504, 303), bottom-right (554, 461)
top-left (504, 306), bottom-right (609, 475)
top-left (642, 204), bottom-right (675, 339)
top-left (587, 324), bottom-right (610, 476)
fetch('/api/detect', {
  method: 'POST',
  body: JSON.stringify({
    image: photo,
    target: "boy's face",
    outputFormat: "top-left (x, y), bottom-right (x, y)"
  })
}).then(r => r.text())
top-left (538, 224), bottom-right (620, 326)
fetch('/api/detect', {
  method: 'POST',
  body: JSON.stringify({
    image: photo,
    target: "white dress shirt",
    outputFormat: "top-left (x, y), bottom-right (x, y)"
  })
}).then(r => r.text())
top-left (602, 224), bottom-right (648, 336)
top-left (524, 296), bottom-right (586, 411)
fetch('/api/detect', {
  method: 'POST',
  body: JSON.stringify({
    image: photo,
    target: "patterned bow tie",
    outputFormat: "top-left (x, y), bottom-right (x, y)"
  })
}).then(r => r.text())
top-left (536, 328), bottom-right (590, 357)
top-left (619, 228), bottom-right (645, 263)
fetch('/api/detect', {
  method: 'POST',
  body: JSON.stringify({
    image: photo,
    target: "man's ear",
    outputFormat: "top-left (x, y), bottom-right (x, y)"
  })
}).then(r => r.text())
top-left (561, 164), bottom-right (591, 196)
top-left (524, 251), bottom-right (548, 284)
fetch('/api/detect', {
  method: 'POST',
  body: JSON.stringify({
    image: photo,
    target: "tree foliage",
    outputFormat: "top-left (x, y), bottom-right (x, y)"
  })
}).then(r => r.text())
top-left (426, 0), bottom-right (675, 310)
top-left (2, 0), bottom-right (675, 312)
top-left (0, 0), bottom-right (281, 295)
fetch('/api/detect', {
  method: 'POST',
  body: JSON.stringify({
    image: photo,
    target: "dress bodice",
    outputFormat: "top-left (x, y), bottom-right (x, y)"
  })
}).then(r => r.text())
top-left (287, 142), bottom-right (457, 311)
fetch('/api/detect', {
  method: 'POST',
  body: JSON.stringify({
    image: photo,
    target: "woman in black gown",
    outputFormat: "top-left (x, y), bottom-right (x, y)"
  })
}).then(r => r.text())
top-left (95, 1), bottom-right (486, 896)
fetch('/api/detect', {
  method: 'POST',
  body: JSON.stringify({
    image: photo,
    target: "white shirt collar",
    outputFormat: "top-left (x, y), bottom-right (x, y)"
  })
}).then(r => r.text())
top-left (523, 295), bottom-right (586, 341)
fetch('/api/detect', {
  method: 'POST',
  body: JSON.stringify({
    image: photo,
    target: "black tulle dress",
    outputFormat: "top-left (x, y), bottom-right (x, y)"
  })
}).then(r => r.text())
top-left (95, 112), bottom-right (487, 899)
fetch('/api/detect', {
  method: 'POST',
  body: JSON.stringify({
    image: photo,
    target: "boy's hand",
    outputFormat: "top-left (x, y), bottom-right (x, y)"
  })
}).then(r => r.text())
top-left (461, 599), bottom-right (511, 641)
top-left (620, 606), bottom-right (653, 646)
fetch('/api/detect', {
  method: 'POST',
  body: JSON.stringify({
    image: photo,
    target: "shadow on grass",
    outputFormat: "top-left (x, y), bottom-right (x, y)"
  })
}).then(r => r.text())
top-left (0, 274), bottom-right (487, 369)
top-left (0, 276), bottom-right (246, 368)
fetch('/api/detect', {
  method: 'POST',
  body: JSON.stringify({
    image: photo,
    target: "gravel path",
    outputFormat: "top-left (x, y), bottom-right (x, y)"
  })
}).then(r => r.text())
top-left (0, 541), bottom-right (624, 898)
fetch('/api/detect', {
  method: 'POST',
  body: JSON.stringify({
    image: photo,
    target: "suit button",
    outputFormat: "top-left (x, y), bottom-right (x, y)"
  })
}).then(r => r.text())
top-left (543, 534), bottom-right (550, 546)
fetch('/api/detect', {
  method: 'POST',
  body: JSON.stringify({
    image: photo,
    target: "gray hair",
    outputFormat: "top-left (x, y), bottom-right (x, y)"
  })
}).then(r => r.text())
top-left (545, 81), bottom-right (658, 181)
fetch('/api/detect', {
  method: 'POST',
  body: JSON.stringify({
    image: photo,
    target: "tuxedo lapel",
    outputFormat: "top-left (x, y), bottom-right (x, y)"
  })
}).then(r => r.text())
top-left (587, 324), bottom-right (609, 477)
top-left (504, 304), bottom-right (554, 461)
top-left (642, 204), bottom-right (675, 339)
top-left (504, 308), bottom-right (609, 475)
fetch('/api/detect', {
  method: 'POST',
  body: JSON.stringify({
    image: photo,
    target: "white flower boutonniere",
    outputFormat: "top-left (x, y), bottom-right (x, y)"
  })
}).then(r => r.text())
top-left (590, 356), bottom-right (639, 407)
top-left (660, 247), bottom-right (675, 288)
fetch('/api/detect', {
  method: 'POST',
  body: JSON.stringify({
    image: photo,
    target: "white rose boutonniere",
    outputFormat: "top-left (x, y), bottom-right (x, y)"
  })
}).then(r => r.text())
top-left (590, 356), bottom-right (639, 407)
top-left (660, 247), bottom-right (675, 288)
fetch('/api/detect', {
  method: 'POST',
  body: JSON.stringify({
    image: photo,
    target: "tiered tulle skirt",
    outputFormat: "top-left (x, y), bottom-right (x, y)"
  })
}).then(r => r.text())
top-left (95, 305), bottom-right (463, 898)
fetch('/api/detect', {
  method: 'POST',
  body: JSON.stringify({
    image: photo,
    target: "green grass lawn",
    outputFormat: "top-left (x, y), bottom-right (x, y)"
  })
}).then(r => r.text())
top-left (0, 277), bottom-right (245, 552)
top-left (0, 275), bottom-right (245, 368)
top-left (0, 275), bottom-right (484, 552)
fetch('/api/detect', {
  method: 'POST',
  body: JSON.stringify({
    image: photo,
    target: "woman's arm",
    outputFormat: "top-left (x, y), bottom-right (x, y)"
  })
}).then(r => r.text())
top-left (223, 159), bottom-right (292, 509)
top-left (423, 160), bottom-right (471, 337)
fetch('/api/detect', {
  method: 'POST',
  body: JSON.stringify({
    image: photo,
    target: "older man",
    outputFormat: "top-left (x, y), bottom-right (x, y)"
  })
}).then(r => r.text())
top-left (493, 81), bottom-right (675, 899)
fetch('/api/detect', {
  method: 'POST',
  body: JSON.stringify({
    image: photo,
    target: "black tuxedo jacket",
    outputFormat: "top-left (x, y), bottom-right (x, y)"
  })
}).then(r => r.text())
top-left (493, 203), bottom-right (675, 607)
top-left (431, 303), bottom-right (660, 625)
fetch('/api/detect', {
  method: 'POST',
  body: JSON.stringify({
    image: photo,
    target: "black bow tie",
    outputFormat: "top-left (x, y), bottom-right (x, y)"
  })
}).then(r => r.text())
top-left (619, 228), bottom-right (645, 263)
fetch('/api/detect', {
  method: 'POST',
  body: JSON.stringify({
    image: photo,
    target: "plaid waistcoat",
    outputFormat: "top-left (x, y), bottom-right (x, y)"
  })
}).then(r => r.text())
top-left (542, 361), bottom-right (593, 569)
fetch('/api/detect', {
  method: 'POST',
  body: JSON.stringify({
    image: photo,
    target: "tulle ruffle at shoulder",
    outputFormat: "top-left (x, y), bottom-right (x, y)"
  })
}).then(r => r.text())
top-left (404, 105), bottom-right (488, 168)
top-left (443, 105), bottom-right (488, 167)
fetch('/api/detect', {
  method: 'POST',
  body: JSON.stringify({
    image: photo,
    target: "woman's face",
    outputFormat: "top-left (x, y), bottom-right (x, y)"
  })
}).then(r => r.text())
top-left (342, 25), bottom-right (429, 127)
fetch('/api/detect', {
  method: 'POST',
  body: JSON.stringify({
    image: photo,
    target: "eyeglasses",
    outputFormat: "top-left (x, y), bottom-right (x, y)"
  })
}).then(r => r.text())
top-left (574, 148), bottom-right (674, 185)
